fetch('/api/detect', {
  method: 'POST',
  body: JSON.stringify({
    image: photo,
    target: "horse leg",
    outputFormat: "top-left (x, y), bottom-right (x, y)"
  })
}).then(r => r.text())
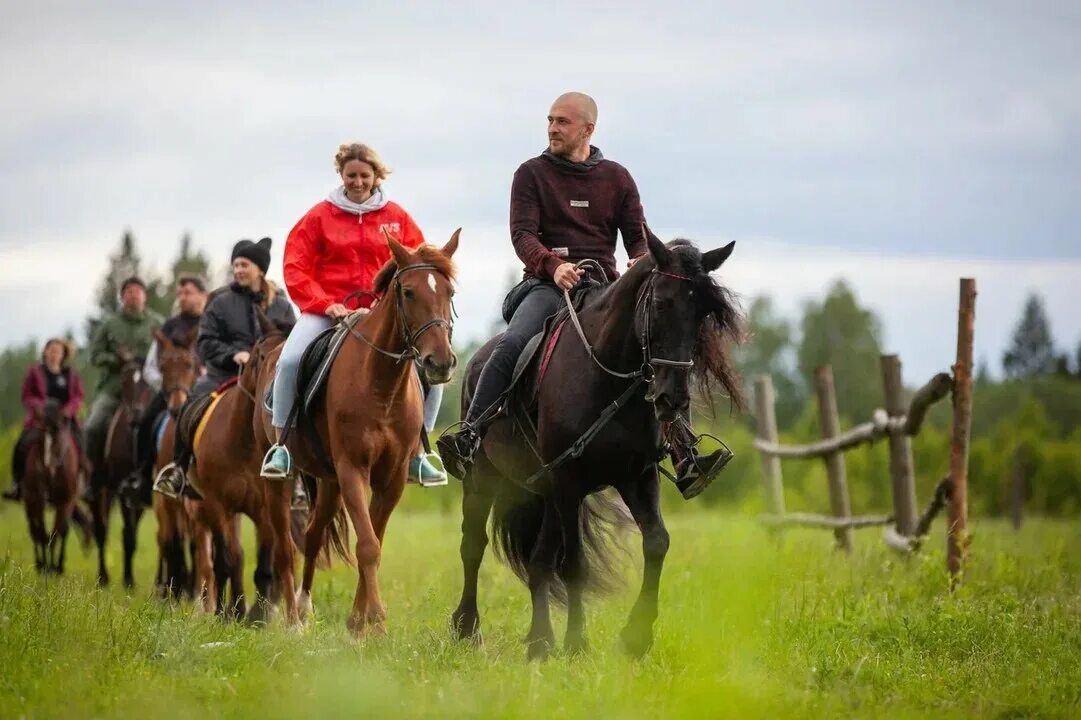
top-left (299, 480), bottom-right (343, 624)
top-left (247, 516), bottom-right (277, 626)
top-left (154, 499), bottom-right (171, 597)
top-left (364, 476), bottom-right (406, 631)
top-left (267, 479), bottom-right (300, 626)
top-left (192, 521), bottom-right (216, 613)
top-left (337, 465), bottom-right (384, 638)
top-left (26, 502), bottom-right (47, 573)
top-left (525, 495), bottom-right (561, 661)
top-left (451, 466), bottom-right (495, 642)
top-left (559, 492), bottom-right (589, 655)
top-left (93, 486), bottom-right (111, 586)
top-left (616, 469), bottom-right (669, 658)
top-left (122, 503), bottom-right (142, 589)
top-left (51, 503), bottom-right (72, 575)
top-left (227, 515), bottom-right (246, 621)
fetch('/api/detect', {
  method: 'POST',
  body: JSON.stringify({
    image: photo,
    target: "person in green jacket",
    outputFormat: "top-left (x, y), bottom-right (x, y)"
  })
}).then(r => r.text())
top-left (85, 276), bottom-right (164, 469)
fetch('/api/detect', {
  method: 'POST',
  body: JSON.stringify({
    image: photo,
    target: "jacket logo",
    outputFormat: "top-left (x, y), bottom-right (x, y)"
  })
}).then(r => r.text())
top-left (570, 200), bottom-right (589, 208)
top-left (379, 222), bottom-right (402, 235)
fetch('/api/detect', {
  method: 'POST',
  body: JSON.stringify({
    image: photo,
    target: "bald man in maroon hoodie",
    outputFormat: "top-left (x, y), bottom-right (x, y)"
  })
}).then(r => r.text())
top-left (439, 92), bottom-right (731, 500)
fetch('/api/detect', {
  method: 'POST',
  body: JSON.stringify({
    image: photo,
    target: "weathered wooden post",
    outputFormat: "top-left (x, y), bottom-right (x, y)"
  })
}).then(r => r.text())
top-left (814, 366), bottom-right (853, 552)
top-left (881, 355), bottom-right (918, 537)
top-left (754, 375), bottom-right (786, 519)
top-left (948, 278), bottom-right (976, 582)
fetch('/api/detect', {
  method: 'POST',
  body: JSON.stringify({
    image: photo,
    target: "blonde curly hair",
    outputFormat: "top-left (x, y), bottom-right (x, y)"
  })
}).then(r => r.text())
top-left (334, 143), bottom-right (391, 183)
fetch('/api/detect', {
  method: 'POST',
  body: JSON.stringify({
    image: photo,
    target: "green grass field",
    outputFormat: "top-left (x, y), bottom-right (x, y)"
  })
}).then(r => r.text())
top-left (1, 497), bottom-right (1079, 719)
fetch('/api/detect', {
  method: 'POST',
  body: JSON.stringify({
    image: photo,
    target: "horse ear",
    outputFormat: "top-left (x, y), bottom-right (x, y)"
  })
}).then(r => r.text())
top-left (383, 227), bottom-right (413, 268)
top-left (441, 228), bottom-right (461, 258)
top-left (702, 241), bottom-right (736, 273)
top-left (184, 324), bottom-right (200, 348)
top-left (644, 223), bottom-right (669, 267)
top-left (154, 330), bottom-right (169, 348)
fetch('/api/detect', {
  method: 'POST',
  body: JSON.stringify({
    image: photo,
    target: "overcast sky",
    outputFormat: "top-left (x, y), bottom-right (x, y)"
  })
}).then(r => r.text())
top-left (2, 1), bottom-right (1079, 384)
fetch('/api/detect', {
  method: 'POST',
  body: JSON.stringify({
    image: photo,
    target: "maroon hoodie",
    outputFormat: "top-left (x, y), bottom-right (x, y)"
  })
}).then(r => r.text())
top-left (22, 364), bottom-right (84, 429)
top-left (510, 147), bottom-right (648, 282)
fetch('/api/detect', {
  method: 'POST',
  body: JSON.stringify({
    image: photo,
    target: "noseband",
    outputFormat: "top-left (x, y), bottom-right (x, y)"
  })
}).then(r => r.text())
top-left (346, 262), bottom-right (455, 364)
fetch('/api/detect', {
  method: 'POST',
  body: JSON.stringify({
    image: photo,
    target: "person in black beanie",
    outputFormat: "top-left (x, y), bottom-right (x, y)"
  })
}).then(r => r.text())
top-left (153, 237), bottom-right (295, 498)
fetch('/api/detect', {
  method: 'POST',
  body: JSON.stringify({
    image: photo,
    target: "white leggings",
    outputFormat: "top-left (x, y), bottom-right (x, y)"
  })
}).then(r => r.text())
top-left (272, 312), bottom-right (445, 456)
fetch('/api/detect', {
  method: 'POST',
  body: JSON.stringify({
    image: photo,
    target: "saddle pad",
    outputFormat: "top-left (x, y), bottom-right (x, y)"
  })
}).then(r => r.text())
top-left (193, 389), bottom-right (229, 455)
top-left (264, 311), bottom-right (366, 418)
top-left (153, 410), bottom-right (171, 454)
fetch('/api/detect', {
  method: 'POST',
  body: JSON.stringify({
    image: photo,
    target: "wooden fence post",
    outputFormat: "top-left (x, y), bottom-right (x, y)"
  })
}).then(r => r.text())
top-left (754, 375), bottom-right (786, 518)
top-left (948, 278), bottom-right (977, 582)
top-left (881, 355), bottom-right (918, 537)
top-left (814, 366), bottom-right (853, 552)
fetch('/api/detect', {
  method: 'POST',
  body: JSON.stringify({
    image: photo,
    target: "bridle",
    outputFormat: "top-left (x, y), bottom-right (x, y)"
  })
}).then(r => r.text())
top-left (563, 259), bottom-right (696, 385)
top-left (345, 262), bottom-right (455, 364)
top-left (160, 346), bottom-right (199, 406)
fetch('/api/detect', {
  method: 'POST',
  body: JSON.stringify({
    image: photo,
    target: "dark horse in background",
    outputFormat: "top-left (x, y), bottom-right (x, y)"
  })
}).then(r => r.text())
top-left (452, 231), bottom-right (744, 660)
top-left (22, 399), bottom-right (82, 574)
top-left (92, 352), bottom-right (153, 587)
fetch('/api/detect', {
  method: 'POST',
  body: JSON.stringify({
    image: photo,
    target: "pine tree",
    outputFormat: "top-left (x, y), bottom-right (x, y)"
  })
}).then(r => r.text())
top-left (1002, 293), bottom-right (1056, 379)
top-left (171, 231), bottom-right (211, 287)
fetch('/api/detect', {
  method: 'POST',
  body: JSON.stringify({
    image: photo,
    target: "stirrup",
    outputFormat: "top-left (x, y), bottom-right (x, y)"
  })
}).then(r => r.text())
top-left (419, 453), bottom-right (449, 488)
top-left (261, 444), bottom-right (292, 480)
top-left (153, 463), bottom-right (181, 499)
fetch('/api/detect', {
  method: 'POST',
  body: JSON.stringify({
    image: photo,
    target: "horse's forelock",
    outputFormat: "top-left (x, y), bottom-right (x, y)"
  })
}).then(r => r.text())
top-left (373, 244), bottom-right (457, 296)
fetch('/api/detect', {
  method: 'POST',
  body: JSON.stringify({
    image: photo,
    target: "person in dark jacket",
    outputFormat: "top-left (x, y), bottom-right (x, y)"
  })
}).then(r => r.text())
top-left (119, 274), bottom-right (208, 504)
top-left (154, 237), bottom-right (296, 497)
top-left (4, 339), bottom-right (86, 501)
top-left (438, 91), bottom-right (732, 500)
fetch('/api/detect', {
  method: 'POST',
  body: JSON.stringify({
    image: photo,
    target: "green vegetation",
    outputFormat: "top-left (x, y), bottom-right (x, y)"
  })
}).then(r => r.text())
top-left (1, 505), bottom-right (1078, 718)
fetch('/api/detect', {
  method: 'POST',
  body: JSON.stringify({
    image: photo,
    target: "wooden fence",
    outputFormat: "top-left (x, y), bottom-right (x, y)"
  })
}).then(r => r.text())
top-left (752, 279), bottom-right (976, 579)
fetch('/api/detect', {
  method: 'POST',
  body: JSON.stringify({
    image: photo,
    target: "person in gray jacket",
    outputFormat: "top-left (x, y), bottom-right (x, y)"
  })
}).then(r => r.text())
top-left (154, 237), bottom-right (296, 497)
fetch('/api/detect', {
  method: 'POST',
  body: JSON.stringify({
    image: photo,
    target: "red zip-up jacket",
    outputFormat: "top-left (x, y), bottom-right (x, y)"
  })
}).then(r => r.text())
top-left (284, 199), bottom-right (425, 315)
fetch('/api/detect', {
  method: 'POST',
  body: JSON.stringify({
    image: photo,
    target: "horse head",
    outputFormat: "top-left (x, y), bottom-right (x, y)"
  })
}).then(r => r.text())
top-left (373, 228), bottom-right (460, 385)
top-left (636, 228), bottom-right (745, 422)
top-left (155, 327), bottom-right (200, 411)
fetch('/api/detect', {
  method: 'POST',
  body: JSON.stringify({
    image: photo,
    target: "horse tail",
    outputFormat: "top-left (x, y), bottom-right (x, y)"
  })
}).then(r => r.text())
top-left (492, 486), bottom-right (632, 605)
top-left (305, 475), bottom-right (354, 568)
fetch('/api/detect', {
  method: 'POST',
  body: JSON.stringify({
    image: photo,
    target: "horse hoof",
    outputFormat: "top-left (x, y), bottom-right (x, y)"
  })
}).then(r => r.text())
top-left (451, 611), bottom-right (482, 644)
top-left (97, 574), bottom-right (109, 588)
top-left (346, 614), bottom-right (365, 637)
top-left (619, 625), bottom-right (654, 659)
top-left (296, 590), bottom-right (313, 621)
top-left (565, 636), bottom-right (590, 656)
top-left (247, 600), bottom-right (278, 627)
top-left (526, 637), bottom-right (553, 662)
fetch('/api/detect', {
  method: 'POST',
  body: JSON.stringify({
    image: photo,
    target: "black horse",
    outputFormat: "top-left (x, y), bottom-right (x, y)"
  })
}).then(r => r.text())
top-left (451, 231), bottom-right (745, 660)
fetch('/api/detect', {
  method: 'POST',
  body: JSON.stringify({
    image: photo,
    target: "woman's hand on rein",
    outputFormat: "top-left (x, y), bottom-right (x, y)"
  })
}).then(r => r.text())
top-left (325, 303), bottom-right (350, 319)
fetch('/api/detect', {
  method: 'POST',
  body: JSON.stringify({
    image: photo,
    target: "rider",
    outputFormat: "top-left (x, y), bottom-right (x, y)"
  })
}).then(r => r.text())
top-left (119, 274), bottom-right (208, 503)
top-left (260, 142), bottom-right (448, 486)
top-left (438, 92), bottom-right (732, 499)
top-left (153, 238), bottom-right (297, 497)
top-left (85, 277), bottom-right (164, 480)
top-left (3, 339), bottom-right (86, 502)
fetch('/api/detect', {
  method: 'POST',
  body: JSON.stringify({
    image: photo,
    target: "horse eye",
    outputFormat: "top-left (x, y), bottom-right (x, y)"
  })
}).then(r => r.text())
top-left (403, 288), bottom-right (415, 300)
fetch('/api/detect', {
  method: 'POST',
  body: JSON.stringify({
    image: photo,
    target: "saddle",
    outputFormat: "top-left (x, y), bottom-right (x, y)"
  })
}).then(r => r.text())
top-left (176, 377), bottom-right (237, 452)
top-left (263, 311), bottom-right (367, 419)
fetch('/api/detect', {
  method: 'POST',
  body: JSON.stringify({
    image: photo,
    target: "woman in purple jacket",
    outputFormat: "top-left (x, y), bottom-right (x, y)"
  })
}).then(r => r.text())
top-left (2, 339), bottom-right (86, 501)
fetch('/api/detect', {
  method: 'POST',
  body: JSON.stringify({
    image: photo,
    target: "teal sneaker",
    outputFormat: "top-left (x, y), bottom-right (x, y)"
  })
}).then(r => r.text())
top-left (261, 444), bottom-right (292, 480)
top-left (409, 454), bottom-right (448, 487)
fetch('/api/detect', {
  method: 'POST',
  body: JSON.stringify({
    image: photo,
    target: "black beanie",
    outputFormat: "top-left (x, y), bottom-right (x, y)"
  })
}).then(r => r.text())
top-left (231, 237), bottom-right (272, 274)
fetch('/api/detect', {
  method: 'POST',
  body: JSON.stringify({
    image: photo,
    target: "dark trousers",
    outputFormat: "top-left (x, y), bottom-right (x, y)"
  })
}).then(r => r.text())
top-left (466, 282), bottom-right (563, 425)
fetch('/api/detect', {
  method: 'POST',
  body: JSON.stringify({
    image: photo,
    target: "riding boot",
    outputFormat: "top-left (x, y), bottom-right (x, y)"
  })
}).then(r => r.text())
top-left (668, 427), bottom-right (733, 501)
top-left (436, 424), bottom-right (480, 481)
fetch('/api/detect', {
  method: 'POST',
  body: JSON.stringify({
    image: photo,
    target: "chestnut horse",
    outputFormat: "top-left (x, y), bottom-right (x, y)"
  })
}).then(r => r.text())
top-left (187, 322), bottom-right (307, 622)
top-left (150, 328), bottom-right (200, 599)
top-left (22, 399), bottom-right (81, 574)
top-left (258, 230), bottom-right (460, 635)
top-left (92, 353), bottom-right (153, 587)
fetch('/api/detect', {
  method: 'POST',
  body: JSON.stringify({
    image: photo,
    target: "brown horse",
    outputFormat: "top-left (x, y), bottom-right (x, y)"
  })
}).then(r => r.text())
top-left (22, 399), bottom-right (81, 574)
top-left (92, 353), bottom-right (153, 587)
top-left (187, 324), bottom-right (307, 622)
top-left (258, 230), bottom-right (460, 635)
top-left (150, 329), bottom-right (200, 599)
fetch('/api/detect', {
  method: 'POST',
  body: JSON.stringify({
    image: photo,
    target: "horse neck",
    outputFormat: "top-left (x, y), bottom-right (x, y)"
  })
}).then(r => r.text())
top-left (584, 263), bottom-right (652, 371)
top-left (350, 296), bottom-right (416, 393)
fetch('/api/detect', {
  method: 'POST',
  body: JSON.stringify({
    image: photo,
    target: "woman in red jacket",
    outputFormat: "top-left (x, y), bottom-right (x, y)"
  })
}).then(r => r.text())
top-left (3, 338), bottom-right (85, 501)
top-left (262, 142), bottom-right (447, 485)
